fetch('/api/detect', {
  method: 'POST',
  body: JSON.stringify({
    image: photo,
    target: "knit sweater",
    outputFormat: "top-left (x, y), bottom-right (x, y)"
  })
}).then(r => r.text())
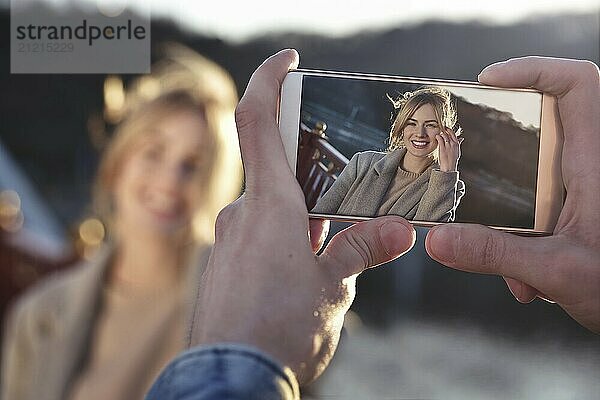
top-left (377, 166), bottom-right (421, 215)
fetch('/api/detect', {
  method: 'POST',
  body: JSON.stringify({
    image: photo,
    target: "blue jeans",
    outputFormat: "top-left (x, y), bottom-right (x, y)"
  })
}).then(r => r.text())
top-left (146, 344), bottom-right (299, 400)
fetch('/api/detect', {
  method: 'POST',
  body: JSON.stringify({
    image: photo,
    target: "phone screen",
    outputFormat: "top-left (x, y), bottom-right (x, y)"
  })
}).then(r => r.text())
top-left (298, 75), bottom-right (543, 229)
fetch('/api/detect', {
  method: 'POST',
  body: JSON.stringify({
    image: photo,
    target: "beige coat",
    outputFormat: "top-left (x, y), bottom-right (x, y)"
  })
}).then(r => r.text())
top-left (1, 244), bottom-right (208, 400)
top-left (312, 148), bottom-right (465, 222)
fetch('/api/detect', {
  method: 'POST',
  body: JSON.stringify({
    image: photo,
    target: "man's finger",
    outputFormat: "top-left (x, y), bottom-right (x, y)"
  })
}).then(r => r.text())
top-left (503, 277), bottom-right (537, 303)
top-left (235, 49), bottom-right (300, 192)
top-left (309, 218), bottom-right (330, 254)
top-left (477, 57), bottom-right (598, 96)
top-left (478, 57), bottom-right (600, 236)
top-left (425, 224), bottom-right (565, 297)
top-left (319, 217), bottom-right (415, 279)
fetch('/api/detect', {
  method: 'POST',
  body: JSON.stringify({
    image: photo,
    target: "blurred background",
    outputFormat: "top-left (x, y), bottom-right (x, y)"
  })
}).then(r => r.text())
top-left (0, 1), bottom-right (599, 398)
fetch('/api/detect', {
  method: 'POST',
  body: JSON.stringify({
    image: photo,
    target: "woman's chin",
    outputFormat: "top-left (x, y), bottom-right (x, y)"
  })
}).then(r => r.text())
top-left (132, 210), bottom-right (187, 237)
top-left (407, 146), bottom-right (435, 158)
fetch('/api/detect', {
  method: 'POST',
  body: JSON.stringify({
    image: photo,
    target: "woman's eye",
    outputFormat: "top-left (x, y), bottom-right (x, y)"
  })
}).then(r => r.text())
top-left (426, 124), bottom-right (438, 129)
top-left (181, 159), bottom-right (200, 176)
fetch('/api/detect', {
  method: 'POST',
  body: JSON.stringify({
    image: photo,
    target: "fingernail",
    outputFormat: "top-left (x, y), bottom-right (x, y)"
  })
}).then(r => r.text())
top-left (478, 61), bottom-right (507, 80)
top-left (285, 48), bottom-right (299, 69)
top-left (428, 225), bottom-right (459, 264)
top-left (379, 221), bottom-right (415, 256)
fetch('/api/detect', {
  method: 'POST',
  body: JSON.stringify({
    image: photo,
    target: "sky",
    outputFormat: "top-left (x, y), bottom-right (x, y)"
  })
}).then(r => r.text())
top-left (7, 0), bottom-right (594, 127)
top-left (10, 0), bottom-right (600, 42)
top-left (449, 86), bottom-right (541, 129)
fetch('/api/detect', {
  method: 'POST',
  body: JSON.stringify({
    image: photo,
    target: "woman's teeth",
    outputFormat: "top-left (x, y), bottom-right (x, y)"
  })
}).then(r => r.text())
top-left (411, 140), bottom-right (429, 149)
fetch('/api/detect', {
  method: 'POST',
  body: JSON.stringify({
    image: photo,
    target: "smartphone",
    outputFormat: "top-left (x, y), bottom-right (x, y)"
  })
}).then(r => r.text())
top-left (279, 69), bottom-right (564, 235)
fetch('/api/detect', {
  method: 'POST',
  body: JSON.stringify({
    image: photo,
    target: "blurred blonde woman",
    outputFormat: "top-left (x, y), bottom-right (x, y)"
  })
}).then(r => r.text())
top-left (312, 86), bottom-right (465, 222)
top-left (1, 44), bottom-right (242, 400)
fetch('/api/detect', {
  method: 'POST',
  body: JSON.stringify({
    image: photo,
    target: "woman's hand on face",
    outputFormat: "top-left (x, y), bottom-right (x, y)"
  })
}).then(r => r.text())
top-left (436, 127), bottom-right (462, 172)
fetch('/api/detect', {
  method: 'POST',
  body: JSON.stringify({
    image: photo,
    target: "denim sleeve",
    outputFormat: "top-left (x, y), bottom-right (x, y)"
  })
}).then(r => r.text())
top-left (145, 344), bottom-right (300, 400)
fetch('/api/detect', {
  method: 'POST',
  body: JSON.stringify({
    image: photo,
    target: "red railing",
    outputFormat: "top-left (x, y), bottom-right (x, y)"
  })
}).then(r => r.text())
top-left (297, 122), bottom-right (349, 210)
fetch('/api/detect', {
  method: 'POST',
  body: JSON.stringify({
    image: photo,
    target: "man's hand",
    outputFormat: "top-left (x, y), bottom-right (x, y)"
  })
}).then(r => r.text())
top-left (426, 57), bottom-right (600, 334)
top-left (189, 50), bottom-right (416, 385)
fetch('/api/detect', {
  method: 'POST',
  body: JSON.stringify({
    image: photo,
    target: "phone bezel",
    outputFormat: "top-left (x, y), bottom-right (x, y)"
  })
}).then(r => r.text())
top-left (279, 68), bottom-right (564, 235)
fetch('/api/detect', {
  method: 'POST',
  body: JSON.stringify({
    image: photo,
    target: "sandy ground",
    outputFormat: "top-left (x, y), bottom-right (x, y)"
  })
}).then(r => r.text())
top-left (304, 318), bottom-right (600, 399)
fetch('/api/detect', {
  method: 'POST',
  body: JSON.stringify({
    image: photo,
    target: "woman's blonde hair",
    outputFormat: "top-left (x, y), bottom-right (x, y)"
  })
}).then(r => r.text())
top-left (93, 43), bottom-right (242, 244)
top-left (388, 86), bottom-right (459, 158)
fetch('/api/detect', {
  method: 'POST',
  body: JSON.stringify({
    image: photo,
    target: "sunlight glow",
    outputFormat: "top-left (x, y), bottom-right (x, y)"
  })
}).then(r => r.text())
top-left (19, 0), bottom-right (600, 42)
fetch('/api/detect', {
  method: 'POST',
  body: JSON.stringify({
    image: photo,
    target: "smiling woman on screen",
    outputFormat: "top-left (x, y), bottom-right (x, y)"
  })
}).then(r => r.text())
top-left (312, 86), bottom-right (465, 222)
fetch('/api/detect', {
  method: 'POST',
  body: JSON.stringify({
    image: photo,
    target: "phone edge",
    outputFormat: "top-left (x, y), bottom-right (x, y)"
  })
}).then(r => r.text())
top-left (281, 70), bottom-right (559, 235)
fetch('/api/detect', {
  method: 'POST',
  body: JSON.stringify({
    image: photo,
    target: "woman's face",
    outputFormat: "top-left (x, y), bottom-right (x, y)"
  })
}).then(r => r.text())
top-left (113, 110), bottom-right (205, 238)
top-left (402, 103), bottom-right (441, 158)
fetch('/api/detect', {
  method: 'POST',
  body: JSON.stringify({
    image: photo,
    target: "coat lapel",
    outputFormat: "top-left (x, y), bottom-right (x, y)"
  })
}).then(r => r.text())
top-left (24, 242), bottom-right (209, 400)
top-left (37, 244), bottom-right (112, 400)
top-left (356, 148), bottom-right (405, 216)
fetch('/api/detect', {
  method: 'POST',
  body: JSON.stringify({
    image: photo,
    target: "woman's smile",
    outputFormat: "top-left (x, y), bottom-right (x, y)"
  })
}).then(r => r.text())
top-left (141, 189), bottom-right (182, 221)
top-left (410, 138), bottom-right (430, 150)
